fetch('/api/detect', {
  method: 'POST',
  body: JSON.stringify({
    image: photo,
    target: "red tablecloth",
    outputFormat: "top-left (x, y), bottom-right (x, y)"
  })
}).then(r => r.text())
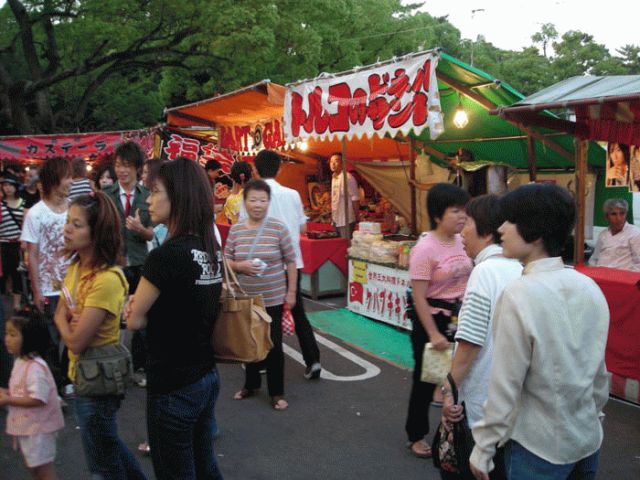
top-left (306, 222), bottom-right (335, 232)
top-left (575, 264), bottom-right (640, 382)
top-left (300, 235), bottom-right (348, 276)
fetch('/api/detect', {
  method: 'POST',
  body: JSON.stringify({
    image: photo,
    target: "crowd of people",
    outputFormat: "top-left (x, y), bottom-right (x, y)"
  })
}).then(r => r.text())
top-left (0, 145), bottom-right (618, 480)
top-left (406, 182), bottom-right (609, 479)
top-left (0, 145), bottom-right (327, 479)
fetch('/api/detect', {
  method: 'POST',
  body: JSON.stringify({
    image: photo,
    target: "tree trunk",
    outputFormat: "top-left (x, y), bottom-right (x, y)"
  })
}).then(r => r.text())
top-left (8, 84), bottom-right (35, 134)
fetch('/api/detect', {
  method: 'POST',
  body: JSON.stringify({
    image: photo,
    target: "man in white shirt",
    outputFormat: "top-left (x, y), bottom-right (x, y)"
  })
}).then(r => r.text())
top-left (239, 150), bottom-right (322, 379)
top-left (21, 156), bottom-right (74, 390)
top-left (469, 184), bottom-right (609, 480)
top-left (589, 198), bottom-right (640, 271)
top-left (329, 153), bottom-right (359, 238)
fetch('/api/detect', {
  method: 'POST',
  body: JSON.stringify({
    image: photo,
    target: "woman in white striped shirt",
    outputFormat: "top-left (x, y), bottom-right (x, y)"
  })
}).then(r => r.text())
top-left (0, 174), bottom-right (26, 311)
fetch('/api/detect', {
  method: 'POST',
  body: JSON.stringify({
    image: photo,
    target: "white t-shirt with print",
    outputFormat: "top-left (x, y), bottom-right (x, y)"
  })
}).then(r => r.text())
top-left (20, 200), bottom-right (72, 297)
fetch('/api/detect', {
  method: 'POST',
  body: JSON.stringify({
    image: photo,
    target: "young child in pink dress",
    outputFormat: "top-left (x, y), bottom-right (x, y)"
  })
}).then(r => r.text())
top-left (0, 313), bottom-right (64, 480)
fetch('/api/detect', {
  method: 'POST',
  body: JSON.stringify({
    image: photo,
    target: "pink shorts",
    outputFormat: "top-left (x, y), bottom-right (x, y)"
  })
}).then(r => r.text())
top-left (18, 432), bottom-right (57, 468)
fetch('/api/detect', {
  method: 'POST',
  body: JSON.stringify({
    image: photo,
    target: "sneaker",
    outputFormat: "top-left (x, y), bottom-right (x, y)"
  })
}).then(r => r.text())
top-left (304, 362), bottom-right (322, 380)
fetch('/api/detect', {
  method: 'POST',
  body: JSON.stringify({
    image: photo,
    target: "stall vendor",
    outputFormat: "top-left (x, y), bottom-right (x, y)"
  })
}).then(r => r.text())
top-left (589, 198), bottom-right (640, 271)
top-left (329, 153), bottom-right (360, 238)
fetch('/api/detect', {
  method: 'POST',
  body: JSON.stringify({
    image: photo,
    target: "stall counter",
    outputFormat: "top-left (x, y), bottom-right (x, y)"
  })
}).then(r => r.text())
top-left (347, 257), bottom-right (412, 330)
top-left (575, 264), bottom-right (640, 405)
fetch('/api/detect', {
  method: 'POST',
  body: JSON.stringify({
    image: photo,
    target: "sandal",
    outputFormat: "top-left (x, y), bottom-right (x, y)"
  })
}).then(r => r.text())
top-left (233, 388), bottom-right (258, 400)
top-left (271, 396), bottom-right (289, 411)
top-left (408, 440), bottom-right (432, 458)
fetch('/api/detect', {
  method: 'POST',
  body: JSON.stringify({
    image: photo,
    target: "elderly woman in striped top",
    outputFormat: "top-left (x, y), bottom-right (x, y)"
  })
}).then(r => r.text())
top-left (224, 179), bottom-right (297, 411)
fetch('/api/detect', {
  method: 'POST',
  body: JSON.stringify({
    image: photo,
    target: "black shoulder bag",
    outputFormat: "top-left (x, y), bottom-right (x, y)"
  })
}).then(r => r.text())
top-left (432, 373), bottom-right (476, 478)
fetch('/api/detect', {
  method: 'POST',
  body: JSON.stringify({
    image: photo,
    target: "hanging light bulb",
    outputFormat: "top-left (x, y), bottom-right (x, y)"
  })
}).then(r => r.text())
top-left (453, 95), bottom-right (469, 129)
top-left (298, 140), bottom-right (309, 151)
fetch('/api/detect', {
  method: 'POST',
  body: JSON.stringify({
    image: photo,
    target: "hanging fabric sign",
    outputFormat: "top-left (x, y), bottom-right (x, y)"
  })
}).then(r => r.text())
top-left (159, 130), bottom-right (234, 172)
top-left (283, 51), bottom-right (443, 143)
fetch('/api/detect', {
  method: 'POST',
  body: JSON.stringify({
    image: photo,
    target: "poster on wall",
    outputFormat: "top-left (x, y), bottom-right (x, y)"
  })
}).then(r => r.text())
top-left (347, 259), bottom-right (412, 330)
top-left (606, 142), bottom-right (640, 191)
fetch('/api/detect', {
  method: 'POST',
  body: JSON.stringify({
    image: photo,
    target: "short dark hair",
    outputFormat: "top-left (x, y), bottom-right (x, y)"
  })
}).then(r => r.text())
top-left (427, 183), bottom-right (470, 229)
top-left (143, 158), bottom-right (164, 190)
top-left (9, 311), bottom-right (52, 358)
top-left (71, 157), bottom-right (87, 178)
top-left (94, 162), bottom-right (116, 189)
top-left (243, 178), bottom-right (271, 200)
top-left (114, 141), bottom-right (145, 170)
top-left (229, 161), bottom-right (253, 185)
top-left (158, 157), bottom-right (218, 264)
top-left (499, 183), bottom-right (575, 257)
top-left (204, 159), bottom-right (221, 171)
top-left (465, 194), bottom-right (504, 244)
top-left (69, 191), bottom-right (122, 268)
top-left (254, 150), bottom-right (281, 178)
top-left (40, 157), bottom-right (72, 197)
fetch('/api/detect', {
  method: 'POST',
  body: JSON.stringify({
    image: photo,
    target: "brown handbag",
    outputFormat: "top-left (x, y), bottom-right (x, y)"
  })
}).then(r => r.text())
top-left (212, 256), bottom-right (273, 363)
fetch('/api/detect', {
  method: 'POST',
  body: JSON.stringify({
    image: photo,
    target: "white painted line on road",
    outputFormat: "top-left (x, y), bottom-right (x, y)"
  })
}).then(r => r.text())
top-left (283, 333), bottom-right (381, 382)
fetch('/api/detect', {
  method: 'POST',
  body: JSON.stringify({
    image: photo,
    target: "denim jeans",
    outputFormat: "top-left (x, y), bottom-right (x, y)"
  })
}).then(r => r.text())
top-left (147, 368), bottom-right (224, 480)
top-left (74, 395), bottom-right (147, 480)
top-left (505, 441), bottom-right (600, 480)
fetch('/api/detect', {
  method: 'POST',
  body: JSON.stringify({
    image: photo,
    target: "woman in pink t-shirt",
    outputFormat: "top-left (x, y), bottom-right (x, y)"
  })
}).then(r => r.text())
top-left (405, 183), bottom-right (472, 459)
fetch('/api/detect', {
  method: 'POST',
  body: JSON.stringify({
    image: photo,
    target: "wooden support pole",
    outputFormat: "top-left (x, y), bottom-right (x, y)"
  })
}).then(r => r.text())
top-left (574, 139), bottom-right (588, 265)
top-left (527, 134), bottom-right (537, 182)
top-left (409, 138), bottom-right (417, 235)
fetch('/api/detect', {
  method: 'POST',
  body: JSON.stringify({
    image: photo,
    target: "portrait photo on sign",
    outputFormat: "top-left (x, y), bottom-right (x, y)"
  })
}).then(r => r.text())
top-left (606, 142), bottom-right (632, 189)
top-left (630, 145), bottom-right (640, 192)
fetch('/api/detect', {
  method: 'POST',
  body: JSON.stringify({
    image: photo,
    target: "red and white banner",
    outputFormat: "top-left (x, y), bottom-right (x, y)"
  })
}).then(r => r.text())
top-left (284, 51), bottom-right (443, 143)
top-left (0, 132), bottom-right (123, 161)
top-left (0, 130), bottom-right (157, 162)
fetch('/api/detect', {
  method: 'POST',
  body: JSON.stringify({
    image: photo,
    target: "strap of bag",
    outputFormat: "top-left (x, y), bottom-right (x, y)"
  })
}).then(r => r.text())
top-left (221, 255), bottom-right (247, 298)
top-left (447, 372), bottom-right (459, 404)
top-left (247, 220), bottom-right (267, 259)
top-left (3, 200), bottom-right (23, 231)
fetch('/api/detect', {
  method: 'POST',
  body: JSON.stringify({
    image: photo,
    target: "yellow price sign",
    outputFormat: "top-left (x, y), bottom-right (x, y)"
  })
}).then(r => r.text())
top-left (351, 260), bottom-right (368, 284)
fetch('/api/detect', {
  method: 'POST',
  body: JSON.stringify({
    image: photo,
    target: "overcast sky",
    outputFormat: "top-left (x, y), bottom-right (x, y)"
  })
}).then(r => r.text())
top-left (413, 0), bottom-right (636, 54)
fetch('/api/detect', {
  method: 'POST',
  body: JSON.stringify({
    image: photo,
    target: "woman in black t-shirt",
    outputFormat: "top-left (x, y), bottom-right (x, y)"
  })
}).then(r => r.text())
top-left (126, 157), bottom-right (224, 480)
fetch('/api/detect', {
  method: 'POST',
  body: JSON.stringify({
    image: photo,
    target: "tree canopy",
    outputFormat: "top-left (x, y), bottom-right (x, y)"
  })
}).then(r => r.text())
top-left (0, 0), bottom-right (638, 135)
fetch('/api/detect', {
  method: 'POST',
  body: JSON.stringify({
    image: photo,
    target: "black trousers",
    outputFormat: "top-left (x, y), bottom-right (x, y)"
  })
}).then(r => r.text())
top-left (244, 304), bottom-right (284, 397)
top-left (124, 266), bottom-right (147, 371)
top-left (0, 242), bottom-right (22, 295)
top-left (405, 312), bottom-right (454, 443)
top-left (291, 270), bottom-right (320, 367)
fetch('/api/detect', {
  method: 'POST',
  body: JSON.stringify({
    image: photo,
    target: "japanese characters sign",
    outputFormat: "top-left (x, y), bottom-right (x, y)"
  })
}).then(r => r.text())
top-left (348, 259), bottom-right (411, 330)
top-left (0, 133), bottom-right (123, 160)
top-left (159, 131), bottom-right (234, 172)
top-left (284, 51), bottom-right (443, 143)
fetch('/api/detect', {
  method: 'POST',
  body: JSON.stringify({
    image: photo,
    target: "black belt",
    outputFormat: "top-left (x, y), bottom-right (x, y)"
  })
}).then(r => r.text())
top-left (427, 298), bottom-right (462, 319)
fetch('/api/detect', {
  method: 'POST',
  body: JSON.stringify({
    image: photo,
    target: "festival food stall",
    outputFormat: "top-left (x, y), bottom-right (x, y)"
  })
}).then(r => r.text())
top-left (164, 81), bottom-right (351, 298)
top-left (495, 75), bottom-right (640, 404)
top-left (282, 49), bottom-right (605, 328)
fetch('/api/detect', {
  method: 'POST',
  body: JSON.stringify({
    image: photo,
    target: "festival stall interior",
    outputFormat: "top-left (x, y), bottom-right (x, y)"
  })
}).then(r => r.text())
top-left (496, 74), bottom-right (640, 406)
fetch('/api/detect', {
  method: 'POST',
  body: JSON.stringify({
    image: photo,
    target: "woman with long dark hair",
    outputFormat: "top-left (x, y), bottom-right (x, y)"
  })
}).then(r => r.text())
top-left (126, 157), bottom-right (224, 479)
top-left (54, 191), bottom-right (146, 479)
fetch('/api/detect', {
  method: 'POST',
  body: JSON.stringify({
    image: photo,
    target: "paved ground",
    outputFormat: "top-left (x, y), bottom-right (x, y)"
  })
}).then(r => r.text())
top-left (1, 295), bottom-right (640, 479)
